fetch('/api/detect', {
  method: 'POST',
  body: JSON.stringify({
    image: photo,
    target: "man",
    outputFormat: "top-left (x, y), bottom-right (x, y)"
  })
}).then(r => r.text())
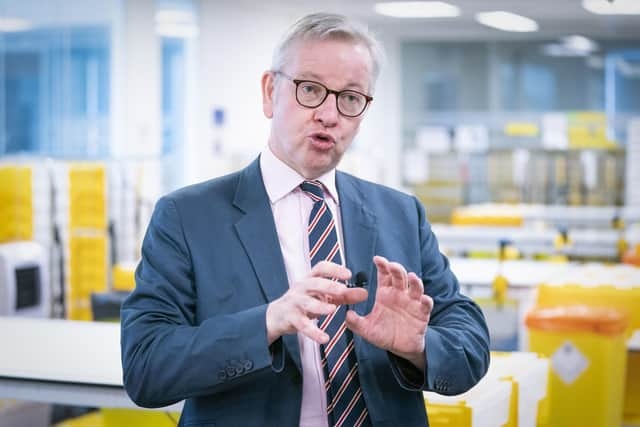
top-left (121, 13), bottom-right (489, 427)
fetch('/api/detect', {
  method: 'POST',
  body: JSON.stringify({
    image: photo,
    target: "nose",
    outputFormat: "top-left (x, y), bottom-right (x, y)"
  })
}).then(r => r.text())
top-left (313, 93), bottom-right (339, 126)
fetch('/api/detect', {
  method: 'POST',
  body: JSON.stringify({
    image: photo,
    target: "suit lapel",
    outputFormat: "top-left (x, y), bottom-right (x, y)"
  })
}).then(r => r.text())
top-left (233, 158), bottom-right (301, 372)
top-left (336, 172), bottom-right (377, 315)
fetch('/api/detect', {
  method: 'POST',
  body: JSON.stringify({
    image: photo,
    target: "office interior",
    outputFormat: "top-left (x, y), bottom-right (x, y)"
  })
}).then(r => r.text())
top-left (0, 0), bottom-right (639, 426)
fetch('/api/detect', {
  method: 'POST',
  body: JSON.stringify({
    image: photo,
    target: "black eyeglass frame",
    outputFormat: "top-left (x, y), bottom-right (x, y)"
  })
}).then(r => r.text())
top-left (273, 71), bottom-right (373, 118)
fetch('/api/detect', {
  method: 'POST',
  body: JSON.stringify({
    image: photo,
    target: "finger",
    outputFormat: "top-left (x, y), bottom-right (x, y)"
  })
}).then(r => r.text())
top-left (337, 288), bottom-right (368, 305)
top-left (310, 260), bottom-right (352, 282)
top-left (295, 316), bottom-right (329, 344)
top-left (301, 297), bottom-right (337, 318)
top-left (373, 255), bottom-right (392, 288)
top-left (407, 272), bottom-right (424, 299)
top-left (387, 261), bottom-right (408, 291)
top-left (420, 294), bottom-right (434, 315)
top-left (307, 278), bottom-right (367, 305)
top-left (345, 310), bottom-right (367, 338)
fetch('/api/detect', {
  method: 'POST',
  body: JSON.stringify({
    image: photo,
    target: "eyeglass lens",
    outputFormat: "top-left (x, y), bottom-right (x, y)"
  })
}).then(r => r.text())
top-left (296, 81), bottom-right (367, 117)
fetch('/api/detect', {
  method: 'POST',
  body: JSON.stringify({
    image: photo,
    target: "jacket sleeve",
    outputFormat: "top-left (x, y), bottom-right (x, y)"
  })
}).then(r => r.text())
top-left (120, 196), bottom-right (282, 408)
top-left (389, 197), bottom-right (490, 395)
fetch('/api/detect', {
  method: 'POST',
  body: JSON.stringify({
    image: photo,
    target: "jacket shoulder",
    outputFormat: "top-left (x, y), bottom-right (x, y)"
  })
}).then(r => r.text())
top-left (162, 169), bottom-right (242, 206)
top-left (338, 171), bottom-right (417, 205)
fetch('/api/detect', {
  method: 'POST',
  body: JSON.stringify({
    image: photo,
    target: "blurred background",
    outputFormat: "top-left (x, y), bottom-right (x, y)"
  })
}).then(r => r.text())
top-left (0, 1), bottom-right (639, 426)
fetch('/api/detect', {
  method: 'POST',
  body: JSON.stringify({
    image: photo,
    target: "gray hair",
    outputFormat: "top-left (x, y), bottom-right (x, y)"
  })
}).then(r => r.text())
top-left (271, 13), bottom-right (385, 92)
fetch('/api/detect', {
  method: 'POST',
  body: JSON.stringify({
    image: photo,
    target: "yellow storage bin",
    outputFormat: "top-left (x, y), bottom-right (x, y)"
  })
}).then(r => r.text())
top-left (69, 163), bottom-right (107, 230)
top-left (536, 281), bottom-right (640, 423)
top-left (0, 166), bottom-right (33, 242)
top-left (102, 408), bottom-right (180, 426)
top-left (53, 409), bottom-right (180, 427)
top-left (53, 411), bottom-right (104, 427)
top-left (526, 306), bottom-right (628, 427)
top-left (112, 262), bottom-right (137, 291)
top-left (450, 204), bottom-right (524, 227)
top-left (68, 234), bottom-right (108, 321)
top-left (536, 283), bottom-right (640, 334)
top-left (627, 341), bottom-right (640, 424)
top-left (424, 377), bottom-right (514, 427)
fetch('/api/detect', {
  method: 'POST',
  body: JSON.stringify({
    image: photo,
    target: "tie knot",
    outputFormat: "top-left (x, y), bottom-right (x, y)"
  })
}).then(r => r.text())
top-left (300, 180), bottom-right (325, 202)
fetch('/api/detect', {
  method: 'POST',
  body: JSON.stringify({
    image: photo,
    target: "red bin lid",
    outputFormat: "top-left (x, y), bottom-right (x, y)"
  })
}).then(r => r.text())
top-left (525, 305), bottom-right (628, 336)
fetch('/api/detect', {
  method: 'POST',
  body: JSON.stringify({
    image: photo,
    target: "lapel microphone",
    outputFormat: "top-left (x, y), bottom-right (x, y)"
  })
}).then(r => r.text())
top-left (346, 271), bottom-right (368, 288)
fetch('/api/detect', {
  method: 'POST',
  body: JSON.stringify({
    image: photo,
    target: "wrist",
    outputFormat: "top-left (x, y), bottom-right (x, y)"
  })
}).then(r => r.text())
top-left (392, 347), bottom-right (426, 372)
top-left (265, 302), bottom-right (282, 345)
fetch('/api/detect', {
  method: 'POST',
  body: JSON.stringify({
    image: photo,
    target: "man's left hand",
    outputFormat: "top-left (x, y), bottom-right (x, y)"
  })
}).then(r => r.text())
top-left (345, 255), bottom-right (433, 370)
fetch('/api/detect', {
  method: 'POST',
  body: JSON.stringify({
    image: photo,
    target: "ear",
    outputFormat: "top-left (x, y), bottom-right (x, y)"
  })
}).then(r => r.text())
top-left (261, 71), bottom-right (275, 119)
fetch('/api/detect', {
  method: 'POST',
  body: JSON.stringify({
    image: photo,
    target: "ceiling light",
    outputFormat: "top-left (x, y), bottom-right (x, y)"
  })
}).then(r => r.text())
top-left (562, 35), bottom-right (598, 53)
top-left (582, 0), bottom-right (640, 15)
top-left (155, 10), bottom-right (195, 24)
top-left (374, 1), bottom-right (461, 18)
top-left (543, 35), bottom-right (598, 57)
top-left (543, 43), bottom-right (591, 57)
top-left (0, 17), bottom-right (32, 32)
top-left (475, 11), bottom-right (538, 32)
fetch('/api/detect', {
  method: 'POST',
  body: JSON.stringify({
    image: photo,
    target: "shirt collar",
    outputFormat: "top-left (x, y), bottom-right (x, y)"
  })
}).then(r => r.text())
top-left (260, 146), bottom-right (339, 205)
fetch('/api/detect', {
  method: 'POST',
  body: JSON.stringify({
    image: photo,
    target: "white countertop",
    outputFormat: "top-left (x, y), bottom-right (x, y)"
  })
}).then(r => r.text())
top-left (0, 316), bottom-right (181, 411)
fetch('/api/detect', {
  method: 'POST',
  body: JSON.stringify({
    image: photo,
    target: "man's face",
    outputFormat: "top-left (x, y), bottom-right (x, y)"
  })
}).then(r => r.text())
top-left (262, 38), bottom-right (373, 179)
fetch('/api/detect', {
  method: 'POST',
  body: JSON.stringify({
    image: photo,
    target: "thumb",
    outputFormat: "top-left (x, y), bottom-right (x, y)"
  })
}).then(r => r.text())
top-left (345, 310), bottom-right (367, 337)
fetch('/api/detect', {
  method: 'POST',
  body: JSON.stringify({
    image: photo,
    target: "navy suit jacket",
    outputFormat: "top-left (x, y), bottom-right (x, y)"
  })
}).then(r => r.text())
top-left (121, 158), bottom-right (490, 427)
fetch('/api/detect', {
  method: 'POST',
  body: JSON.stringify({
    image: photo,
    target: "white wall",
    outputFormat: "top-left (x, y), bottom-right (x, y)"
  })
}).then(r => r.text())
top-left (343, 31), bottom-right (403, 190)
top-left (194, 1), bottom-right (289, 182)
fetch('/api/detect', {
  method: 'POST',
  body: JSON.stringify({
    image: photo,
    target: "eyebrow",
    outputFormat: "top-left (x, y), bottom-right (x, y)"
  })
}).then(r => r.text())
top-left (297, 72), bottom-right (367, 93)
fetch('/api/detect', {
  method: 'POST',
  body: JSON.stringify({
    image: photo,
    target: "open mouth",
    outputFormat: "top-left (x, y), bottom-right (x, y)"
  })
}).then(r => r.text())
top-left (310, 132), bottom-right (335, 145)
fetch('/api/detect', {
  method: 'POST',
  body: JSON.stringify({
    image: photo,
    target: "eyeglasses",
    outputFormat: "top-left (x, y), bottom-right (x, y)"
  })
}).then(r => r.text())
top-left (274, 71), bottom-right (373, 118)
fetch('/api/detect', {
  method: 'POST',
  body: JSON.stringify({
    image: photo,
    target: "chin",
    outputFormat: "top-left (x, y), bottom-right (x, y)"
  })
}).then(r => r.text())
top-left (307, 158), bottom-right (339, 176)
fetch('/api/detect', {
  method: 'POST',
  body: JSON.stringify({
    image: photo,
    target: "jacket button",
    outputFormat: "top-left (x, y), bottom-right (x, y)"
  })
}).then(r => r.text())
top-left (243, 360), bottom-right (253, 370)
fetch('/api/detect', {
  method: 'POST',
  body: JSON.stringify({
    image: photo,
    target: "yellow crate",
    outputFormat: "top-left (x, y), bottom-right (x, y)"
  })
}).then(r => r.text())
top-left (69, 164), bottom-right (107, 230)
top-left (451, 213), bottom-right (524, 227)
top-left (113, 263), bottom-right (136, 291)
top-left (424, 377), bottom-right (513, 427)
top-left (489, 352), bottom-right (550, 427)
top-left (53, 411), bottom-right (104, 427)
top-left (526, 306), bottom-right (628, 427)
top-left (66, 304), bottom-right (93, 322)
top-left (425, 401), bottom-right (471, 426)
top-left (68, 234), bottom-right (108, 321)
top-left (0, 166), bottom-right (32, 242)
top-left (102, 409), bottom-right (180, 426)
top-left (53, 409), bottom-right (181, 427)
top-left (567, 112), bottom-right (617, 149)
top-left (499, 377), bottom-right (517, 427)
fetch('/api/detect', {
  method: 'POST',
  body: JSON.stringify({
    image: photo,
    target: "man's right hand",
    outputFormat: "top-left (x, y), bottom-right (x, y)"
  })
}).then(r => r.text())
top-left (265, 261), bottom-right (368, 345)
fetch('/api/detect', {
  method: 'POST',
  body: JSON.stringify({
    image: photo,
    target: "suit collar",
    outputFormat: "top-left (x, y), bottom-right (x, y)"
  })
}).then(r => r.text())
top-left (336, 172), bottom-right (378, 315)
top-left (233, 157), bottom-right (302, 372)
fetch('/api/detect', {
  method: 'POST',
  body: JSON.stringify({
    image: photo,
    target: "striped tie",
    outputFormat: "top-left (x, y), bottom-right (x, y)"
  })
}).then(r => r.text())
top-left (300, 180), bottom-right (371, 427)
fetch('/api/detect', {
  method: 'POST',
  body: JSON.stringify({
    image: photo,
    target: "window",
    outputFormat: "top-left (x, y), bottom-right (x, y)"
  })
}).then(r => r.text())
top-left (1, 27), bottom-right (110, 158)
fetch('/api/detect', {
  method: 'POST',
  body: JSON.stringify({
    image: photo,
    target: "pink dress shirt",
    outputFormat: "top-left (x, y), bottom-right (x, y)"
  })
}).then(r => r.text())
top-left (260, 147), bottom-right (346, 427)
